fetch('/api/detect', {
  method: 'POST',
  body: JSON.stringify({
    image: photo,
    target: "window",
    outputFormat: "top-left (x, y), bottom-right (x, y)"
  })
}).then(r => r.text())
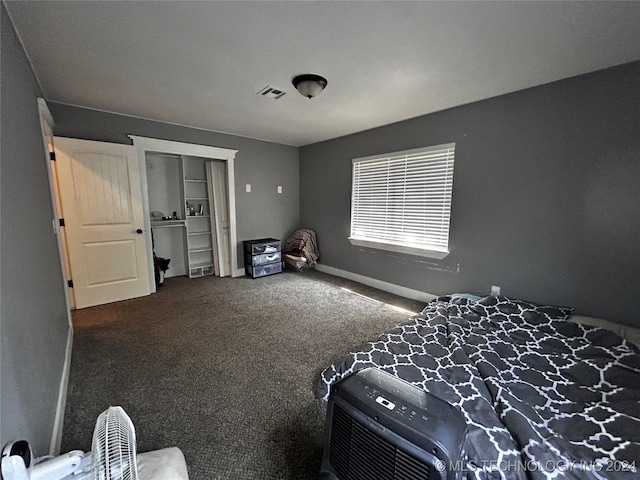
top-left (349, 143), bottom-right (455, 259)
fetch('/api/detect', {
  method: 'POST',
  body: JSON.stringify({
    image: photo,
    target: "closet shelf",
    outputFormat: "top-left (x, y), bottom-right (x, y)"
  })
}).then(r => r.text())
top-left (189, 247), bottom-right (213, 254)
top-left (151, 220), bottom-right (186, 228)
top-left (190, 261), bottom-right (214, 269)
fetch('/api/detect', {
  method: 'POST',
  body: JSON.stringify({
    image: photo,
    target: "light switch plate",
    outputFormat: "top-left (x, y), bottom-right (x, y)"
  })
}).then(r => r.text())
top-left (277, 186), bottom-right (282, 194)
top-left (245, 184), bottom-right (251, 193)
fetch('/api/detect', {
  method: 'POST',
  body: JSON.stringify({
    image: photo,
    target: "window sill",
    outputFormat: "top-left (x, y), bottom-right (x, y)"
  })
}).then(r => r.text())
top-left (348, 237), bottom-right (450, 260)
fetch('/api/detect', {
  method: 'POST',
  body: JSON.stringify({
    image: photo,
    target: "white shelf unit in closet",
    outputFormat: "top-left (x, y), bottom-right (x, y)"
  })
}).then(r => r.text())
top-left (183, 156), bottom-right (214, 277)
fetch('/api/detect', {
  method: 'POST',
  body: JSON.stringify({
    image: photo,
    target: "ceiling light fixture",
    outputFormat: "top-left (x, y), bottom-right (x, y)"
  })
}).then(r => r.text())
top-left (292, 74), bottom-right (328, 99)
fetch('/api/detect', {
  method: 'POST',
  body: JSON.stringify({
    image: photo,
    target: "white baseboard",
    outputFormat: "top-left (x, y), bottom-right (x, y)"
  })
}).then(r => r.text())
top-left (315, 264), bottom-right (437, 303)
top-left (49, 325), bottom-right (73, 455)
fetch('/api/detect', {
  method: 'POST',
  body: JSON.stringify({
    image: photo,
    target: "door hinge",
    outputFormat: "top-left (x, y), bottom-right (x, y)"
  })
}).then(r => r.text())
top-left (49, 151), bottom-right (56, 161)
top-left (67, 279), bottom-right (74, 288)
top-left (59, 218), bottom-right (65, 227)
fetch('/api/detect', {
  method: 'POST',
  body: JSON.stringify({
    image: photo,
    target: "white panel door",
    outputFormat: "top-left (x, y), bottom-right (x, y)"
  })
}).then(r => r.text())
top-left (207, 161), bottom-right (230, 277)
top-left (54, 137), bottom-right (151, 308)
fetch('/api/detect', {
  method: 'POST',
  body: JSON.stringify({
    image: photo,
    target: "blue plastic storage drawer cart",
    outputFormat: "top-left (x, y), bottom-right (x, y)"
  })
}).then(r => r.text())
top-left (244, 238), bottom-right (282, 278)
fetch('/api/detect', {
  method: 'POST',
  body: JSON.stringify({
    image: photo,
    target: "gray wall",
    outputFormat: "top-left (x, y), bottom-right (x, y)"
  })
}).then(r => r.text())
top-left (300, 62), bottom-right (640, 327)
top-left (1, 3), bottom-right (70, 456)
top-left (48, 103), bottom-right (300, 269)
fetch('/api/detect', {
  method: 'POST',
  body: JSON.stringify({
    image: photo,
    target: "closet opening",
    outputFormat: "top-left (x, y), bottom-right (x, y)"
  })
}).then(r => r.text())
top-left (130, 136), bottom-right (238, 293)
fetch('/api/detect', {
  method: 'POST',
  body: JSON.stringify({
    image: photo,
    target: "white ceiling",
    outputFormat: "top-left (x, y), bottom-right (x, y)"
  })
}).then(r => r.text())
top-left (6, 1), bottom-right (640, 147)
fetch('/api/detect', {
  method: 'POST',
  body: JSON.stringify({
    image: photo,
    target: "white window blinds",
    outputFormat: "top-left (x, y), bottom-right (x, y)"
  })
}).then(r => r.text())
top-left (349, 143), bottom-right (455, 258)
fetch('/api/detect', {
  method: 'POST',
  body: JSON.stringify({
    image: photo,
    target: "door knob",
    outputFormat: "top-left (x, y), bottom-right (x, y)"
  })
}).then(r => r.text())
top-left (136, 229), bottom-right (143, 234)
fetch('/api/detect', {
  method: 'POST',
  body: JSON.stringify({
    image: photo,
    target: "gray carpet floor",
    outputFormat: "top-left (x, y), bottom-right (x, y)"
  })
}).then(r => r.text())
top-left (61, 270), bottom-right (426, 479)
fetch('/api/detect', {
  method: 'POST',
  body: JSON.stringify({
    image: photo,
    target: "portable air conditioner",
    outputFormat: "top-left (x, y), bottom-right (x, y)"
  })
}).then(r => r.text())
top-left (320, 368), bottom-right (467, 480)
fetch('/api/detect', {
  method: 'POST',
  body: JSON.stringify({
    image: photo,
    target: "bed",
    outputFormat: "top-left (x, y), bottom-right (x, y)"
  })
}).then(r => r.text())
top-left (316, 295), bottom-right (640, 479)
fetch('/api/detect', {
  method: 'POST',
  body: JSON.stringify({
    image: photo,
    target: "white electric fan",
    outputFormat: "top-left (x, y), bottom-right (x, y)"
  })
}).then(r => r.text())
top-left (1, 406), bottom-right (138, 480)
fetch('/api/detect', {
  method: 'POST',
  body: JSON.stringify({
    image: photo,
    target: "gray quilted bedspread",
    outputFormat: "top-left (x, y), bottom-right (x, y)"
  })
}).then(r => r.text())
top-left (316, 296), bottom-right (640, 479)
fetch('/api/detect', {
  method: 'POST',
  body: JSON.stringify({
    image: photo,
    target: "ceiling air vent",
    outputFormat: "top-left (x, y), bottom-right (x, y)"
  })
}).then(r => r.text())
top-left (257, 85), bottom-right (286, 99)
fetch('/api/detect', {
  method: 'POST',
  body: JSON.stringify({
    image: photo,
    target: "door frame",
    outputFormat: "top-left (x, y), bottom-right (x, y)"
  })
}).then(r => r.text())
top-left (38, 99), bottom-right (75, 311)
top-left (37, 98), bottom-right (73, 456)
top-left (129, 136), bottom-right (240, 292)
